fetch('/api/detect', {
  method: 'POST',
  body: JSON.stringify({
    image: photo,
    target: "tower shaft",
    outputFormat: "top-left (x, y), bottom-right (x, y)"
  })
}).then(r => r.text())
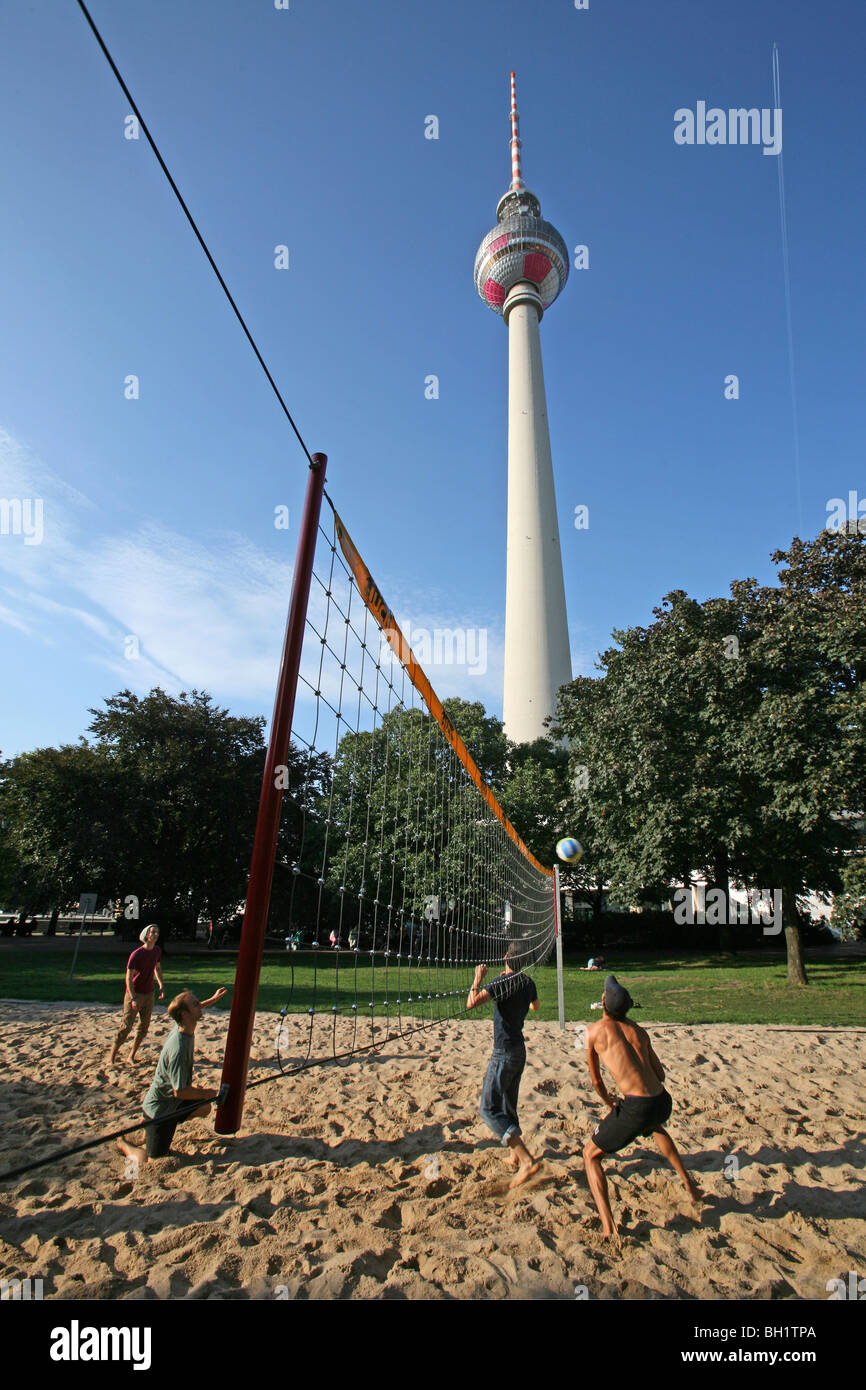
top-left (502, 282), bottom-right (571, 743)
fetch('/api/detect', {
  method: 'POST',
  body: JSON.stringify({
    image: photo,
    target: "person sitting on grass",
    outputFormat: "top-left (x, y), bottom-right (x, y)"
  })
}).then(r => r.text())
top-left (582, 975), bottom-right (700, 1238)
top-left (116, 987), bottom-right (227, 1168)
top-left (467, 946), bottom-right (541, 1189)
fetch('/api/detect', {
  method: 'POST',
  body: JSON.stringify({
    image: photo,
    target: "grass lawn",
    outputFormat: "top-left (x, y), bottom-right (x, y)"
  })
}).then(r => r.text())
top-left (1, 945), bottom-right (864, 1026)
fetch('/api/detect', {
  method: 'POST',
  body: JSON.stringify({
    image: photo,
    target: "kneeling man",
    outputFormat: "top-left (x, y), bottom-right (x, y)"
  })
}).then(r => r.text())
top-left (117, 987), bottom-right (226, 1168)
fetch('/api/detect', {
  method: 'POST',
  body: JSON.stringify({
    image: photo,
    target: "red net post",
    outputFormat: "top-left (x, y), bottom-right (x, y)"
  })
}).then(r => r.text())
top-left (215, 452), bottom-right (327, 1134)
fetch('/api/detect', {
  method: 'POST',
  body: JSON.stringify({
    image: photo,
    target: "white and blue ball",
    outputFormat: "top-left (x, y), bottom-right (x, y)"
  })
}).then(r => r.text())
top-left (556, 837), bottom-right (584, 864)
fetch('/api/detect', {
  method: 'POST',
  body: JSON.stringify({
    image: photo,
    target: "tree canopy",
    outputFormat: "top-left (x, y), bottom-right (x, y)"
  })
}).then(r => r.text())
top-left (0, 689), bottom-right (324, 935)
top-left (553, 529), bottom-right (866, 983)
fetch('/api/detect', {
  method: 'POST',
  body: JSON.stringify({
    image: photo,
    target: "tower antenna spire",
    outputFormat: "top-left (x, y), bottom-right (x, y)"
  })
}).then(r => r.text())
top-left (509, 71), bottom-right (524, 191)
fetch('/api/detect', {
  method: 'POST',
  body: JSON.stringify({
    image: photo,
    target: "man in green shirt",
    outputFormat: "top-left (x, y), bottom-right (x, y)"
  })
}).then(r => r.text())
top-left (116, 986), bottom-right (227, 1165)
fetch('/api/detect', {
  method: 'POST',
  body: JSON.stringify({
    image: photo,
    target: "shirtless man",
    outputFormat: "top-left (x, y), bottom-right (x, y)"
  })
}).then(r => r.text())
top-left (583, 975), bottom-right (699, 1236)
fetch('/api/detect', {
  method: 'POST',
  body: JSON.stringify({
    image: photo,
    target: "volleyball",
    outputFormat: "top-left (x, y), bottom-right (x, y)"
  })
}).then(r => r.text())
top-left (556, 837), bottom-right (584, 863)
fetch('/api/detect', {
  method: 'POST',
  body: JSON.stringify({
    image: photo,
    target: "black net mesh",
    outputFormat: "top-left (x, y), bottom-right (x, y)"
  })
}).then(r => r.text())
top-left (271, 502), bottom-right (556, 1070)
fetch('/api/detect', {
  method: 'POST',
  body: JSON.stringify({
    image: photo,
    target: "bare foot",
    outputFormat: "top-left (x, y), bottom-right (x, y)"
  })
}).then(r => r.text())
top-left (509, 1160), bottom-right (541, 1189)
top-left (504, 1153), bottom-right (519, 1171)
top-left (115, 1136), bottom-right (146, 1169)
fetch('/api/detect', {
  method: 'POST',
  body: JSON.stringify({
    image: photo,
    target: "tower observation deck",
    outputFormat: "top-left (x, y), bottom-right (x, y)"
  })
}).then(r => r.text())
top-left (474, 73), bottom-right (572, 745)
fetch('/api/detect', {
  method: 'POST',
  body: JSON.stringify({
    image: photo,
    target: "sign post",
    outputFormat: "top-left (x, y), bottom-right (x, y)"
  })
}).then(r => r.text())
top-left (69, 893), bottom-right (98, 979)
top-left (553, 865), bottom-right (565, 1030)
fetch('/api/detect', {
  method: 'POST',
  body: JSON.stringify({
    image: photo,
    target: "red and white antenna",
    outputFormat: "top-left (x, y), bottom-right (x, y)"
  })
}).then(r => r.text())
top-left (509, 70), bottom-right (524, 191)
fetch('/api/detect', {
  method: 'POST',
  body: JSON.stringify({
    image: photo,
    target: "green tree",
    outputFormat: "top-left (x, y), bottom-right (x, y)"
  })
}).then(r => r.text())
top-left (0, 688), bottom-right (328, 938)
top-left (306, 698), bottom-right (545, 957)
top-left (830, 847), bottom-right (866, 940)
top-left (0, 743), bottom-right (122, 911)
top-left (729, 530), bottom-right (866, 981)
top-left (553, 529), bottom-right (865, 983)
top-left (83, 689), bottom-right (266, 934)
top-left (498, 737), bottom-right (569, 868)
top-left (442, 698), bottom-right (509, 789)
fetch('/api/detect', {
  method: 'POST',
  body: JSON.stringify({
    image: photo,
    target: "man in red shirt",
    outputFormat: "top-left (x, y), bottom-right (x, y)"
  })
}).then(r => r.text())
top-left (109, 923), bottom-right (165, 1066)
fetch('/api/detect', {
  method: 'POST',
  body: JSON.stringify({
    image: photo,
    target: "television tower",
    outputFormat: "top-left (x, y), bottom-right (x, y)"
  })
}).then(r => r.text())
top-left (474, 72), bottom-right (572, 744)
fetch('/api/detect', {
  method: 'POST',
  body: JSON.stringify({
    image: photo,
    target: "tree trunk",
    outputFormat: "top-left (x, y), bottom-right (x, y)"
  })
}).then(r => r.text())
top-left (783, 885), bottom-right (808, 986)
top-left (713, 849), bottom-right (735, 954)
top-left (592, 876), bottom-right (605, 954)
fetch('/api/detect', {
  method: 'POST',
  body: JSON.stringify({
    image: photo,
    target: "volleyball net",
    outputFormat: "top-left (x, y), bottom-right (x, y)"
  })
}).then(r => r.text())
top-left (217, 459), bottom-right (559, 1130)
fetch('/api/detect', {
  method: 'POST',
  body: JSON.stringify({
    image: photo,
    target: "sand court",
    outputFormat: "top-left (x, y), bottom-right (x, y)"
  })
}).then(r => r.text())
top-left (0, 1000), bottom-right (863, 1300)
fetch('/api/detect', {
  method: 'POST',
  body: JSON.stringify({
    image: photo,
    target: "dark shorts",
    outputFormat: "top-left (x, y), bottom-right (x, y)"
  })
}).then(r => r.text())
top-left (144, 1106), bottom-right (194, 1158)
top-left (593, 1088), bottom-right (673, 1155)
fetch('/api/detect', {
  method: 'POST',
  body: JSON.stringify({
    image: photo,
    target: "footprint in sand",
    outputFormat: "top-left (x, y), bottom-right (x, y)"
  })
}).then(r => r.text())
top-left (423, 1176), bottom-right (453, 1198)
top-left (374, 1202), bottom-right (403, 1230)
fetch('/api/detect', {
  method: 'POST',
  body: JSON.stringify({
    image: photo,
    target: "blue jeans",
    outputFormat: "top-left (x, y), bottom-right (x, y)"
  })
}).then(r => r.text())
top-left (479, 1045), bottom-right (526, 1145)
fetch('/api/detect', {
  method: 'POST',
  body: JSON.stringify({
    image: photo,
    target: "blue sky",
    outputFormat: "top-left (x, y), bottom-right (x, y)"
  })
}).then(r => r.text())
top-left (1, 0), bottom-right (864, 757)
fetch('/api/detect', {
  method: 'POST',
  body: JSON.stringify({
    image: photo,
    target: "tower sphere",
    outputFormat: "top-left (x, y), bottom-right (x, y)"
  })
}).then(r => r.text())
top-left (474, 189), bottom-right (569, 316)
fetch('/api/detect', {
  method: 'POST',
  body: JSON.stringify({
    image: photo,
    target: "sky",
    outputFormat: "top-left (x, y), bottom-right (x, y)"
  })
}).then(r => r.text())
top-left (1, 0), bottom-right (864, 758)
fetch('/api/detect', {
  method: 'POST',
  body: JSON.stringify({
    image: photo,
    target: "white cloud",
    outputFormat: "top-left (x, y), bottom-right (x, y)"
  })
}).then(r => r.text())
top-left (1, 427), bottom-right (506, 743)
top-left (0, 427), bottom-right (293, 701)
top-left (0, 599), bottom-right (30, 635)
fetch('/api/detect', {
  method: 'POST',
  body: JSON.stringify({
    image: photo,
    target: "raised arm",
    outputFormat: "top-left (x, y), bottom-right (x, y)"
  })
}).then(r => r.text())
top-left (201, 987), bottom-right (228, 1009)
top-left (466, 964), bottom-right (489, 1011)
